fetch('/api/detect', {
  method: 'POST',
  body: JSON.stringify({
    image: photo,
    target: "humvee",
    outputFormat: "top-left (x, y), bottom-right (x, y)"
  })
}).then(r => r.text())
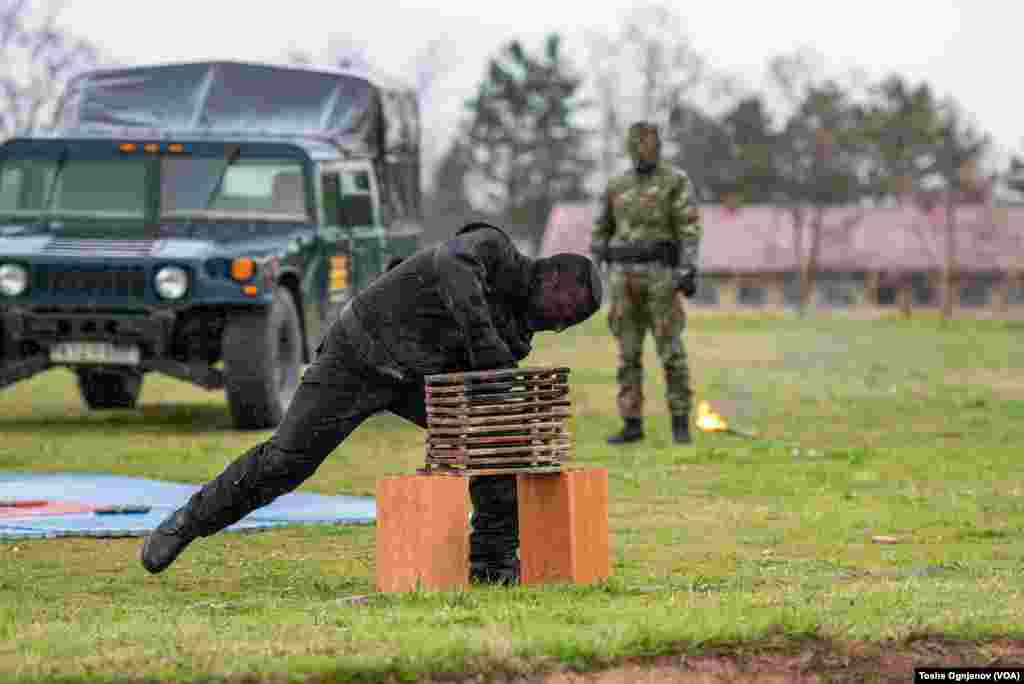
top-left (0, 61), bottom-right (422, 429)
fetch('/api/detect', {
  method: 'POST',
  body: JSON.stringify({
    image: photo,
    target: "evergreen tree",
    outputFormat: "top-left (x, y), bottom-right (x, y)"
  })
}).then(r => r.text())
top-left (718, 95), bottom-right (780, 203)
top-left (664, 103), bottom-right (738, 202)
top-left (459, 35), bottom-right (594, 249)
top-left (863, 75), bottom-right (944, 201)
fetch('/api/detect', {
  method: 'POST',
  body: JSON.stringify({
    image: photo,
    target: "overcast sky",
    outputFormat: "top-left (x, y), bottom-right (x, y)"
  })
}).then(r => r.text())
top-left (58, 0), bottom-right (1020, 172)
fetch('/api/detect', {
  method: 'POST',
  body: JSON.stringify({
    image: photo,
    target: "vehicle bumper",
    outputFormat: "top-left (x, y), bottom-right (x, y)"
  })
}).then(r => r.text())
top-left (2, 308), bottom-right (174, 358)
top-left (0, 307), bottom-right (234, 390)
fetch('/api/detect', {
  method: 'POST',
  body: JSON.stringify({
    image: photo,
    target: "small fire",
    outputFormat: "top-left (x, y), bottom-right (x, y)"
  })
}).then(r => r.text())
top-left (696, 401), bottom-right (729, 432)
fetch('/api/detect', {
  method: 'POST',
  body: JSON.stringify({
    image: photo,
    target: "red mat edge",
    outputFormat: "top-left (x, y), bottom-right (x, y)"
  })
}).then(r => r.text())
top-left (0, 501), bottom-right (97, 518)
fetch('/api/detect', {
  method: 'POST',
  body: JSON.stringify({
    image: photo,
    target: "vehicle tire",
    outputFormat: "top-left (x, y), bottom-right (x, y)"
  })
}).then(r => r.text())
top-left (76, 368), bottom-right (143, 409)
top-left (222, 287), bottom-right (304, 430)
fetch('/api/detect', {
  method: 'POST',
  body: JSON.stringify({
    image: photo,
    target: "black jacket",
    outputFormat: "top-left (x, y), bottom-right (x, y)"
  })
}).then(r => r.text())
top-left (315, 224), bottom-right (536, 383)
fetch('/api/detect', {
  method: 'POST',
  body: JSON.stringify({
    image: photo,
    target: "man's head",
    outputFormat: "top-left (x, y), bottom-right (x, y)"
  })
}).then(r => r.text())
top-left (525, 253), bottom-right (603, 333)
top-left (627, 121), bottom-right (660, 172)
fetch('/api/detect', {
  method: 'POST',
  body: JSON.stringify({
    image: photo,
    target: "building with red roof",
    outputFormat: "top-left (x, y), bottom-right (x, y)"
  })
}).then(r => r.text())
top-left (541, 202), bottom-right (1024, 314)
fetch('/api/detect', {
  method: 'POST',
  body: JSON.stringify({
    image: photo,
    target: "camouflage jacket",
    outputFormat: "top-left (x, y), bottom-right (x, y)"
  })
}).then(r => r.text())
top-left (592, 162), bottom-right (702, 268)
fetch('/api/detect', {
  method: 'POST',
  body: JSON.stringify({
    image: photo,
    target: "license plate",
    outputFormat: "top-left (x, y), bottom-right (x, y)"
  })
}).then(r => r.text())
top-left (50, 342), bottom-right (140, 366)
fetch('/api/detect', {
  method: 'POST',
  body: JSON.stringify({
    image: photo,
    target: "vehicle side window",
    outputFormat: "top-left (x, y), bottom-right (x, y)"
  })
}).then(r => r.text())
top-left (337, 170), bottom-right (374, 227)
top-left (160, 158), bottom-right (308, 221)
top-left (0, 163), bottom-right (49, 213)
top-left (0, 166), bottom-right (24, 208)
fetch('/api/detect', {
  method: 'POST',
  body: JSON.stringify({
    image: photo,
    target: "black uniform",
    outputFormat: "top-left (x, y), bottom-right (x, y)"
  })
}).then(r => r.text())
top-left (141, 223), bottom-right (602, 581)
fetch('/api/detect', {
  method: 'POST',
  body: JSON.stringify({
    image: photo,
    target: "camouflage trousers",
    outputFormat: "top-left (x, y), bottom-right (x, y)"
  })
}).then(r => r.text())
top-left (607, 268), bottom-right (692, 419)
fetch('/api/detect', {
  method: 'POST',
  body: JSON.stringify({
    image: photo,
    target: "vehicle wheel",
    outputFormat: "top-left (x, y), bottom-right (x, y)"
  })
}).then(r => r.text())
top-left (222, 287), bottom-right (303, 430)
top-left (76, 368), bottom-right (143, 409)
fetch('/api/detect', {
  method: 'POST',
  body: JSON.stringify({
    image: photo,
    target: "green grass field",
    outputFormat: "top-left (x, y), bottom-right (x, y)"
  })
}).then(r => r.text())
top-left (1, 312), bottom-right (1023, 683)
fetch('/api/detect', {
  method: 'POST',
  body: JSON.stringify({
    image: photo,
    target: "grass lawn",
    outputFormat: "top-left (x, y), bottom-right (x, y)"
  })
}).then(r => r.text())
top-left (1, 311), bottom-right (1023, 683)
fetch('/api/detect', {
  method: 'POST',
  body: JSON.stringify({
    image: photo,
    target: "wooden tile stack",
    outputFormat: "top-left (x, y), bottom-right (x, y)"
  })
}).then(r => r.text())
top-left (422, 366), bottom-right (572, 475)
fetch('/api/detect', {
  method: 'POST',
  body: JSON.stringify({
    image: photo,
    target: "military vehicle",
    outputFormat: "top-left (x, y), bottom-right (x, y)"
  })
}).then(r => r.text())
top-left (0, 61), bottom-right (422, 428)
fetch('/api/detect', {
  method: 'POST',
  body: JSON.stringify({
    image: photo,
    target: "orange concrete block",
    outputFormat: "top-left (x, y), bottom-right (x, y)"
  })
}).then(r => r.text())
top-left (517, 468), bottom-right (610, 586)
top-left (375, 474), bottom-right (469, 592)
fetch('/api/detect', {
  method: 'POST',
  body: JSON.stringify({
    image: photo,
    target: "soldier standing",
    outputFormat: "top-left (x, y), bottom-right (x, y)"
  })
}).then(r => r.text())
top-left (591, 122), bottom-right (703, 445)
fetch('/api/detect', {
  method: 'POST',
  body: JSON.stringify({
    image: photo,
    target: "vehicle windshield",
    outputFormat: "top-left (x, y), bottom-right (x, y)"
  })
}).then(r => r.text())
top-left (0, 152), bottom-right (310, 224)
top-left (0, 157), bottom-right (148, 220)
top-left (161, 157), bottom-right (309, 222)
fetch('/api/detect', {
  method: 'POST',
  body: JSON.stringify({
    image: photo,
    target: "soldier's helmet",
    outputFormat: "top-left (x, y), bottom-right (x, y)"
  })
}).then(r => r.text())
top-left (626, 121), bottom-right (661, 164)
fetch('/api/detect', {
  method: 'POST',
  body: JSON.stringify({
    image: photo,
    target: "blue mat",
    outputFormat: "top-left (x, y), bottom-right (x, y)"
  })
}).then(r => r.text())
top-left (0, 472), bottom-right (376, 539)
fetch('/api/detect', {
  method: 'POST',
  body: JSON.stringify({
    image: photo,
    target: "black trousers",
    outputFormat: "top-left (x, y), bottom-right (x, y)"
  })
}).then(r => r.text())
top-left (178, 329), bottom-right (517, 568)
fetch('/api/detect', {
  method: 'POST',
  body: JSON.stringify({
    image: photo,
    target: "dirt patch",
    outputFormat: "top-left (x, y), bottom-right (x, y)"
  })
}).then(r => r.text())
top-left (419, 636), bottom-right (1024, 684)
top-left (688, 333), bottom-right (787, 366)
top-left (944, 369), bottom-right (1024, 399)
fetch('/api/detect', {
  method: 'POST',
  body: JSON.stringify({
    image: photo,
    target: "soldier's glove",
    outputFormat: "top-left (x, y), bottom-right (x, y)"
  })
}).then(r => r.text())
top-left (590, 241), bottom-right (609, 266)
top-left (672, 266), bottom-right (698, 298)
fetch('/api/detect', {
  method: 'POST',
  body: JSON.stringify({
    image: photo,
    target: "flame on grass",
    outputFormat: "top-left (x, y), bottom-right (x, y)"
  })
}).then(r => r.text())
top-left (696, 401), bottom-right (729, 432)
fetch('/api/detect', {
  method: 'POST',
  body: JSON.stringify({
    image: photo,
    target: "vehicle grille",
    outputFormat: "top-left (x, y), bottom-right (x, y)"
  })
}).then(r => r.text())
top-left (43, 239), bottom-right (157, 257)
top-left (37, 266), bottom-right (147, 299)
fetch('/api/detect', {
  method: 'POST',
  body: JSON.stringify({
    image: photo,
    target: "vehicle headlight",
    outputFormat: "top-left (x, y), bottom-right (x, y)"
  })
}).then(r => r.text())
top-left (0, 263), bottom-right (28, 297)
top-left (154, 265), bottom-right (189, 300)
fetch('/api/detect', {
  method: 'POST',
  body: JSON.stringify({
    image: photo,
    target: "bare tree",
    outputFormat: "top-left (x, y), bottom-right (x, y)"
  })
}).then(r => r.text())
top-left (284, 34), bottom-right (373, 72)
top-left (284, 36), bottom-right (455, 194)
top-left (768, 50), bottom-right (823, 313)
top-left (583, 29), bottom-right (624, 189)
top-left (411, 38), bottom-right (453, 100)
top-left (583, 2), bottom-right (715, 169)
top-left (767, 47), bottom-right (824, 108)
top-left (766, 48), bottom-right (871, 314)
top-left (0, 0), bottom-right (103, 140)
top-left (584, 2), bottom-right (731, 195)
top-left (619, 2), bottom-right (705, 124)
top-left (325, 35), bottom-right (373, 72)
top-left (408, 38), bottom-right (455, 193)
top-left (932, 100), bottom-right (990, 321)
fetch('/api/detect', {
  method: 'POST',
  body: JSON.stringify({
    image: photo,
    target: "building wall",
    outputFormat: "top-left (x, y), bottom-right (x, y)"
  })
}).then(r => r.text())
top-left (691, 273), bottom-right (793, 310)
top-left (688, 270), bottom-right (1024, 314)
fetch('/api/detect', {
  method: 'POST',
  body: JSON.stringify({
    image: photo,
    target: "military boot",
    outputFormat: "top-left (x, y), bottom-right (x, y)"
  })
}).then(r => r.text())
top-left (671, 414), bottom-right (692, 444)
top-left (140, 507), bottom-right (197, 574)
top-left (607, 417), bottom-right (644, 444)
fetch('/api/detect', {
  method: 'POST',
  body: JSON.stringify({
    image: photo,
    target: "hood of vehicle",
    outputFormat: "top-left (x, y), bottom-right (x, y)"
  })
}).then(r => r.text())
top-left (0, 234), bottom-right (214, 260)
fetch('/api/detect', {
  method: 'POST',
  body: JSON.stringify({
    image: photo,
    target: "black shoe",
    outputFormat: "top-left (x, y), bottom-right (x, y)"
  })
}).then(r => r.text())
top-left (672, 414), bottom-right (692, 444)
top-left (140, 508), bottom-right (196, 574)
top-left (607, 418), bottom-right (644, 445)
top-left (470, 558), bottom-right (520, 586)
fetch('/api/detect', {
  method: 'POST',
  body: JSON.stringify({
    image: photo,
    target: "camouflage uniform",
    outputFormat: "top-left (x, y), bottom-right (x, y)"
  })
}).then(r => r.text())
top-left (592, 123), bottom-right (702, 443)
